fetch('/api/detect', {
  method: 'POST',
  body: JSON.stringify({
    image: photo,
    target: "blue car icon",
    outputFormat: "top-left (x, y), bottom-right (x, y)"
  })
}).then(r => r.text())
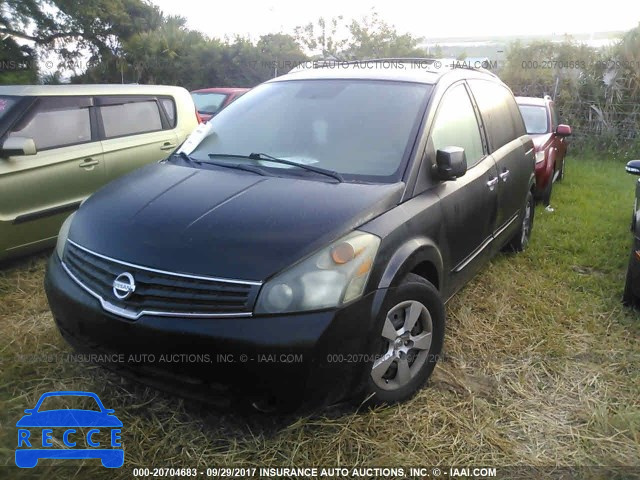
top-left (16, 391), bottom-right (123, 468)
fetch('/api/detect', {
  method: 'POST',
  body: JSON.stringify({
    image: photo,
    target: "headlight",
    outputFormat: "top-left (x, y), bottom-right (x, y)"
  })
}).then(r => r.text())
top-left (56, 212), bottom-right (75, 259)
top-left (255, 231), bottom-right (381, 314)
top-left (535, 150), bottom-right (546, 163)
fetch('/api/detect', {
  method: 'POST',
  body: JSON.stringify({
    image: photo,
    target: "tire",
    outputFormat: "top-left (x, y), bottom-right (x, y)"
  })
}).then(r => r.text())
top-left (623, 250), bottom-right (639, 308)
top-left (542, 170), bottom-right (553, 207)
top-left (557, 158), bottom-right (565, 182)
top-left (508, 191), bottom-right (535, 252)
top-left (362, 273), bottom-right (445, 406)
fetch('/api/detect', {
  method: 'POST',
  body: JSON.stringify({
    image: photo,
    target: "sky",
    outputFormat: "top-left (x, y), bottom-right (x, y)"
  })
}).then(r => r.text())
top-left (151, 0), bottom-right (640, 41)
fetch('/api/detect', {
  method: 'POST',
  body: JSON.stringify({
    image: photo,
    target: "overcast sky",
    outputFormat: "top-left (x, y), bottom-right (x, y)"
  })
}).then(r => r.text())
top-left (151, 0), bottom-right (640, 41)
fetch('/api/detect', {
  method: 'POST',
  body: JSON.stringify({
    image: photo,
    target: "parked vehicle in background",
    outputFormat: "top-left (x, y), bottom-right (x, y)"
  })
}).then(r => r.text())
top-left (0, 84), bottom-right (199, 262)
top-left (46, 60), bottom-right (535, 412)
top-left (191, 87), bottom-right (250, 121)
top-left (623, 159), bottom-right (640, 308)
top-left (516, 95), bottom-right (571, 208)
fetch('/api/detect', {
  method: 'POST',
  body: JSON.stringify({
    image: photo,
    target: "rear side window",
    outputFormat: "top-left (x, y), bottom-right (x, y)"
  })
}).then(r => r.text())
top-left (431, 84), bottom-right (484, 168)
top-left (100, 100), bottom-right (162, 138)
top-left (8, 96), bottom-right (92, 150)
top-left (160, 98), bottom-right (176, 127)
top-left (469, 80), bottom-right (525, 151)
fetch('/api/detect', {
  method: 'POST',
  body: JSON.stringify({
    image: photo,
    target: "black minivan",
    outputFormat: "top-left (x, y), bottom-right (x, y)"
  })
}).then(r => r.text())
top-left (45, 60), bottom-right (535, 411)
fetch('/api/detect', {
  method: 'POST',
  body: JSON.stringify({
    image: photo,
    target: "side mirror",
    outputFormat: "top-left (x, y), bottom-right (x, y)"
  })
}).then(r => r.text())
top-left (433, 146), bottom-right (467, 181)
top-left (556, 124), bottom-right (572, 137)
top-left (625, 160), bottom-right (640, 176)
top-left (0, 137), bottom-right (37, 157)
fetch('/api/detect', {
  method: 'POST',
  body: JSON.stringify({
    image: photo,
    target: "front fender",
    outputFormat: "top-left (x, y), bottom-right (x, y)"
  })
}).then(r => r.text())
top-left (377, 236), bottom-right (443, 290)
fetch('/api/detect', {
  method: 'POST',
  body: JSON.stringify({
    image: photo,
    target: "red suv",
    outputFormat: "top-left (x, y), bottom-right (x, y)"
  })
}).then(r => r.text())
top-left (516, 96), bottom-right (571, 208)
top-left (191, 87), bottom-right (250, 122)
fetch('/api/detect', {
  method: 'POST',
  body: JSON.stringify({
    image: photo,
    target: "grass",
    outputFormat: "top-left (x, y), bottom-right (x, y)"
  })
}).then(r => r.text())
top-left (1, 153), bottom-right (639, 479)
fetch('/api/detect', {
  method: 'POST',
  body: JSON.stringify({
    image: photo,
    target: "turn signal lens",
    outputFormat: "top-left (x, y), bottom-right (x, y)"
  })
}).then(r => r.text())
top-left (356, 257), bottom-right (373, 276)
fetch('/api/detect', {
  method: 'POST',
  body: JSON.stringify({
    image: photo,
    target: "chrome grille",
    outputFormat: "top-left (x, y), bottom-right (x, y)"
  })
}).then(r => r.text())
top-left (62, 240), bottom-right (261, 320)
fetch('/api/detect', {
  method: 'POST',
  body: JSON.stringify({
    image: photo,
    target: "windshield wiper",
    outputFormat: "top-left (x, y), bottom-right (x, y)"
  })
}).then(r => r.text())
top-left (174, 151), bottom-right (267, 176)
top-left (248, 152), bottom-right (344, 182)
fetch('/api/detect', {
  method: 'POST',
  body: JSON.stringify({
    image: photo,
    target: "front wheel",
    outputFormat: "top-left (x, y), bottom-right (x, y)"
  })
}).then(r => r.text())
top-left (623, 250), bottom-right (640, 309)
top-left (508, 191), bottom-right (534, 252)
top-left (362, 273), bottom-right (445, 406)
top-left (557, 158), bottom-right (565, 182)
top-left (542, 172), bottom-right (554, 207)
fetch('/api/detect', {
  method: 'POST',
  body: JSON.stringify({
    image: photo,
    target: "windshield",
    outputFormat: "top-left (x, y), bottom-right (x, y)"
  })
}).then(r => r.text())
top-left (519, 105), bottom-right (549, 135)
top-left (0, 96), bottom-right (17, 121)
top-left (191, 92), bottom-right (229, 115)
top-left (186, 80), bottom-right (432, 183)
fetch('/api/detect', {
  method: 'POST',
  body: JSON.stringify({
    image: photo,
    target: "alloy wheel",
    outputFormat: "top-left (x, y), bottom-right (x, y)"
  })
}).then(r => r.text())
top-left (371, 300), bottom-right (433, 391)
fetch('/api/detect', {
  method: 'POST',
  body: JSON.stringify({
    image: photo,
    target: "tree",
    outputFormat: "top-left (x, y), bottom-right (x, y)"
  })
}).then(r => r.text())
top-left (294, 11), bottom-right (425, 60)
top-left (344, 11), bottom-right (423, 59)
top-left (294, 16), bottom-right (348, 59)
top-left (123, 15), bottom-right (207, 85)
top-left (257, 33), bottom-right (307, 76)
top-left (0, 0), bottom-right (162, 64)
top-left (616, 23), bottom-right (640, 98)
top-left (0, 37), bottom-right (39, 84)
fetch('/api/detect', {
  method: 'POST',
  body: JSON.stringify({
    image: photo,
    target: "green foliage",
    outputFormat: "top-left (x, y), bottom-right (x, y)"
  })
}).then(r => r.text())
top-left (0, 0), bottom-right (162, 64)
top-left (344, 11), bottom-right (423, 59)
top-left (257, 33), bottom-right (308, 75)
top-left (294, 16), bottom-right (348, 59)
top-left (501, 25), bottom-right (640, 154)
top-left (74, 28), bottom-right (307, 89)
top-left (0, 37), bottom-right (38, 84)
top-left (295, 11), bottom-right (424, 60)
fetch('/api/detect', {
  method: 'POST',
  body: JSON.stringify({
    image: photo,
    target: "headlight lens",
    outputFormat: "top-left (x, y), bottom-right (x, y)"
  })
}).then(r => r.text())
top-left (55, 212), bottom-right (75, 259)
top-left (535, 150), bottom-right (546, 163)
top-left (255, 231), bottom-right (381, 314)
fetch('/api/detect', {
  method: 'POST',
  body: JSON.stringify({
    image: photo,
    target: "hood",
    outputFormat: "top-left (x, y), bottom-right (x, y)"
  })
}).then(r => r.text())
top-left (70, 163), bottom-right (404, 281)
top-left (529, 133), bottom-right (553, 151)
top-left (16, 410), bottom-right (122, 428)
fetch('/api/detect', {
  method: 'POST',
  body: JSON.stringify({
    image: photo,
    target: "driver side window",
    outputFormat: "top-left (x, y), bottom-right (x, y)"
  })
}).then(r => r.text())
top-left (431, 84), bottom-right (484, 168)
top-left (8, 96), bottom-right (92, 151)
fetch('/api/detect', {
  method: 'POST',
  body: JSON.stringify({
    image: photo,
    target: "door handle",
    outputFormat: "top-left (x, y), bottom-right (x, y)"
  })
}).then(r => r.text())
top-left (160, 142), bottom-right (176, 151)
top-left (79, 158), bottom-right (99, 169)
top-left (499, 169), bottom-right (510, 182)
top-left (486, 177), bottom-right (498, 191)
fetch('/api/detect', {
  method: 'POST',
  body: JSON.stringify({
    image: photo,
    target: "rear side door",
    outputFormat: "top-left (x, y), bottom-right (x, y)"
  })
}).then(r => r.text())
top-left (96, 96), bottom-right (178, 182)
top-left (468, 80), bottom-right (532, 238)
top-left (0, 96), bottom-right (103, 256)
top-left (430, 83), bottom-right (499, 285)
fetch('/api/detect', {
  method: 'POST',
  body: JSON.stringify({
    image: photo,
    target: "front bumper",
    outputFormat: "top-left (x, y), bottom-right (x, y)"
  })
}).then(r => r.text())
top-left (45, 254), bottom-right (387, 411)
top-left (534, 158), bottom-right (552, 195)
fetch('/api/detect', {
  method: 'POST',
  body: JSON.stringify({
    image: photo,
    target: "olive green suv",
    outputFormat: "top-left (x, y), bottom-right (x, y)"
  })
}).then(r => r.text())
top-left (0, 84), bottom-right (199, 262)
